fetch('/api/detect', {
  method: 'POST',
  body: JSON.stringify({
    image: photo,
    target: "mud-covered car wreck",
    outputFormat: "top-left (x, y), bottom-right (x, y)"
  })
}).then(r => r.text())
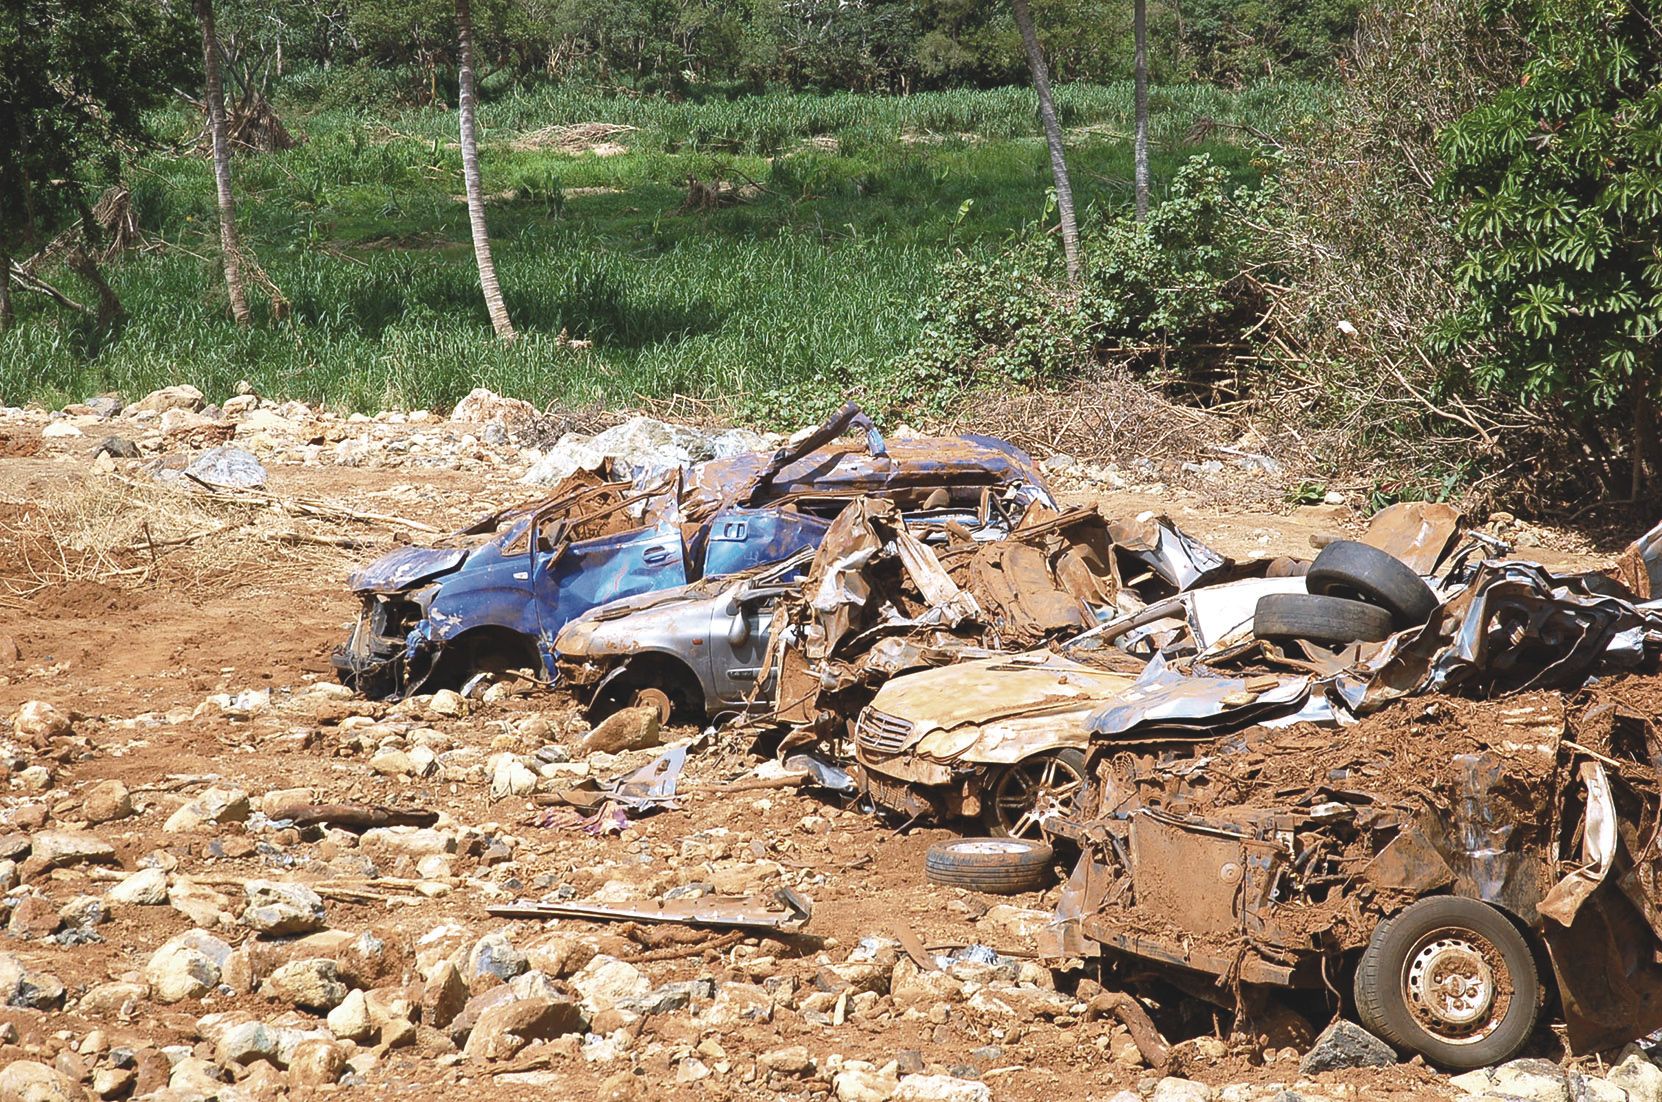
top-left (331, 404), bottom-right (1053, 697)
top-left (1033, 524), bottom-right (1662, 1070)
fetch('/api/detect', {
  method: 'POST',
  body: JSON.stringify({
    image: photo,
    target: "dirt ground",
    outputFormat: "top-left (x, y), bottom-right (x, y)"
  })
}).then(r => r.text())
top-left (0, 418), bottom-right (1650, 1102)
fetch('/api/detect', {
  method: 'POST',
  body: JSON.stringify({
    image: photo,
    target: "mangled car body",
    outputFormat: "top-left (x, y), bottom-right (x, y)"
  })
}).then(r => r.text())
top-left (331, 404), bottom-right (1053, 698)
top-left (1037, 521), bottom-right (1662, 1069)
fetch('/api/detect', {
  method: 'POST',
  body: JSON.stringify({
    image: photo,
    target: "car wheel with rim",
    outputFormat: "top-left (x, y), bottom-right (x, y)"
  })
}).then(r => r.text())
top-left (1353, 895), bottom-right (1541, 1070)
top-left (983, 749), bottom-right (1088, 840)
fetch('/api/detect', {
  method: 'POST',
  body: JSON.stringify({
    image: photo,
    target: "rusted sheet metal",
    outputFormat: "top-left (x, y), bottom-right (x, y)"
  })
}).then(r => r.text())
top-left (487, 886), bottom-right (812, 931)
top-left (1614, 515), bottom-right (1662, 599)
top-left (1360, 501), bottom-right (1464, 576)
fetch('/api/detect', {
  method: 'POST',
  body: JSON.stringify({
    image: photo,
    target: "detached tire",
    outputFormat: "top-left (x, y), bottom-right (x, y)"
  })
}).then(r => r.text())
top-left (1254, 593), bottom-right (1394, 645)
top-left (1308, 540), bottom-right (1439, 628)
top-left (1354, 896), bottom-right (1541, 1070)
top-left (925, 837), bottom-right (1055, 894)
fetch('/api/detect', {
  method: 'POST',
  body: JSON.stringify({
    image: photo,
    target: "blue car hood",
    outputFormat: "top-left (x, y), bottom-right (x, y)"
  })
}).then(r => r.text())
top-left (349, 546), bottom-right (470, 593)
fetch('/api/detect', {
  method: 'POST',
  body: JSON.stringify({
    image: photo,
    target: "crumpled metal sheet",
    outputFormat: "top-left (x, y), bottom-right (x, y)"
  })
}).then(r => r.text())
top-left (1360, 501), bottom-right (1464, 576)
top-left (1355, 560), bottom-right (1662, 707)
top-left (1615, 516), bottom-right (1662, 600)
top-left (1088, 654), bottom-right (1310, 738)
top-left (1107, 515), bottom-right (1229, 591)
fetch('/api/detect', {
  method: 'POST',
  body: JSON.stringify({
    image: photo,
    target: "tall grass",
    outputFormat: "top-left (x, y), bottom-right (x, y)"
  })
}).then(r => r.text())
top-left (3, 82), bottom-right (1330, 415)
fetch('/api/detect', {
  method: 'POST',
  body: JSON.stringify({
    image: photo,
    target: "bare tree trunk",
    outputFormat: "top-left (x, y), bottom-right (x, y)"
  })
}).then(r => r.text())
top-left (457, 0), bottom-right (516, 341)
top-left (1133, 0), bottom-right (1150, 220)
top-left (1634, 375), bottom-right (1657, 500)
top-left (1011, 0), bottom-right (1082, 285)
top-left (195, 0), bottom-right (251, 326)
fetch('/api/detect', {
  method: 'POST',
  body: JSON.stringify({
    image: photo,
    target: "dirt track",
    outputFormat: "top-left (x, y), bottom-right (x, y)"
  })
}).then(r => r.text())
top-left (0, 408), bottom-right (1647, 1102)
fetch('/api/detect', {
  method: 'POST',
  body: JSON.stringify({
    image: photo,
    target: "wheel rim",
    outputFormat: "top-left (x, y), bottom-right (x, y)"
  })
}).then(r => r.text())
top-left (1402, 927), bottom-right (1510, 1044)
top-left (629, 687), bottom-right (672, 725)
top-left (988, 753), bottom-right (1085, 839)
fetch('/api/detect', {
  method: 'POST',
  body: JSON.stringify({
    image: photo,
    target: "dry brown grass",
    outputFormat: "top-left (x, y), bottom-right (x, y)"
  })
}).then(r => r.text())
top-left (0, 474), bottom-right (386, 598)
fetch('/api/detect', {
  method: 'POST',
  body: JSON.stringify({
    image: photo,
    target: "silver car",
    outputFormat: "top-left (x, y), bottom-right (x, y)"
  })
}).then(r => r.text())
top-left (553, 552), bottom-right (811, 722)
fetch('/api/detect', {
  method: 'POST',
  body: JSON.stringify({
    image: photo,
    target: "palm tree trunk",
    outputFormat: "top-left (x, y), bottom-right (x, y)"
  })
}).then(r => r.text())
top-left (194, 0), bottom-right (251, 326)
top-left (1011, 0), bottom-right (1082, 285)
top-left (457, 0), bottom-right (516, 340)
top-left (1133, 0), bottom-right (1151, 220)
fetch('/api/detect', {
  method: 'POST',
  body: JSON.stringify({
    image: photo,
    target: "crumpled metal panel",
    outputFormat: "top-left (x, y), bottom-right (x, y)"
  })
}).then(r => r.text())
top-left (1087, 654), bottom-right (1310, 738)
top-left (1615, 516), bottom-right (1662, 600)
top-left (349, 546), bottom-right (469, 593)
top-left (1360, 501), bottom-right (1464, 576)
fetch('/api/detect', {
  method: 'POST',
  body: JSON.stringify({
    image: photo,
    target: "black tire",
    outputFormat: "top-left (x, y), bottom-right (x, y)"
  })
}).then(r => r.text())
top-left (925, 837), bottom-right (1055, 894)
top-left (1354, 896), bottom-right (1541, 1070)
top-left (983, 749), bottom-right (1089, 840)
top-left (1308, 540), bottom-right (1439, 628)
top-left (1253, 593), bottom-right (1395, 645)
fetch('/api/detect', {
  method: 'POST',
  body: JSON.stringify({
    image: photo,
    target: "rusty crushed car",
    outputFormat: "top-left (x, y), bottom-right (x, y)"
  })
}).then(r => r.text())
top-left (1024, 517), bottom-right (1662, 1069)
top-left (331, 403), bottom-right (1054, 698)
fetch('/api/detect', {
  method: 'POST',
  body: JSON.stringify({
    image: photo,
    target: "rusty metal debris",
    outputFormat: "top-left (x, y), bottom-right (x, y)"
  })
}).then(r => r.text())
top-left (486, 886), bottom-right (813, 931)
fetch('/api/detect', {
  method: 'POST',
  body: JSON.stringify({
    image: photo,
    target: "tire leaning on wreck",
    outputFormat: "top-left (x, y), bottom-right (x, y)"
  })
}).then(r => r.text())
top-left (1253, 593), bottom-right (1395, 646)
top-left (1306, 540), bottom-right (1440, 628)
top-left (1353, 895), bottom-right (1542, 1070)
top-left (924, 837), bottom-right (1055, 894)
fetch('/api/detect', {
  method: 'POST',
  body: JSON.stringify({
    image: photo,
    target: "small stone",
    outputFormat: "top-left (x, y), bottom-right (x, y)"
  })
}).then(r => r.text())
top-left (145, 931), bottom-right (233, 1003)
top-left (242, 880), bottom-right (327, 935)
top-left (79, 781), bottom-right (132, 825)
top-left (288, 1039), bottom-right (346, 1088)
top-left (466, 931), bottom-right (529, 989)
top-left (1150, 1078), bottom-right (1214, 1102)
top-left (580, 706), bottom-right (662, 754)
top-left (8, 895), bottom-right (62, 939)
top-left (892, 1074), bottom-right (990, 1102)
top-left (422, 960), bottom-right (469, 1028)
top-left (0, 952), bottom-right (66, 1009)
top-left (91, 437), bottom-right (139, 460)
top-left (163, 787), bottom-right (249, 832)
top-left (129, 384), bottom-right (203, 414)
top-left (1298, 1019), bottom-right (1396, 1074)
top-left (263, 958), bottom-right (347, 1010)
top-left (90, 1069), bottom-right (133, 1099)
top-left (214, 1020), bottom-right (279, 1066)
top-left (58, 894), bottom-right (107, 930)
top-left (835, 1067), bottom-right (901, 1102)
top-left (325, 988), bottom-right (374, 1041)
top-left (337, 929), bottom-right (404, 988)
top-left (462, 997), bottom-right (587, 1061)
top-left (13, 702), bottom-right (71, 743)
top-left (571, 955), bottom-right (650, 1015)
top-left (106, 868), bottom-right (169, 906)
top-left (1606, 1050), bottom-right (1662, 1102)
top-left (183, 446), bottom-right (266, 489)
top-left (76, 982), bottom-right (146, 1019)
top-left (24, 829), bottom-right (115, 873)
top-left (759, 1046), bottom-right (815, 1076)
top-left (0, 1061), bottom-right (85, 1102)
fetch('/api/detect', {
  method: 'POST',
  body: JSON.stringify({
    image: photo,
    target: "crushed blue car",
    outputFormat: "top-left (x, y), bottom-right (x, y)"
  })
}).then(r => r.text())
top-left (330, 403), bottom-right (1055, 699)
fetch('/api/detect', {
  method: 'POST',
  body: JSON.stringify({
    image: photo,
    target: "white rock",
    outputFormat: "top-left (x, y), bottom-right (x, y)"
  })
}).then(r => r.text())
top-left (13, 701), bottom-right (71, 741)
top-left (0, 1060), bottom-right (85, 1102)
top-left (146, 931), bottom-right (233, 1002)
top-left (325, 989), bottom-right (373, 1042)
top-left (490, 754), bottom-right (538, 799)
top-left (835, 1067), bottom-right (901, 1102)
top-left (129, 385), bottom-right (204, 414)
top-left (570, 955), bottom-right (650, 1014)
top-left (164, 786), bottom-right (249, 832)
top-left (1150, 1078), bottom-right (1214, 1102)
top-left (41, 422), bottom-right (83, 439)
top-left (1607, 1051), bottom-right (1662, 1102)
top-left (892, 1075), bottom-right (990, 1102)
top-left (242, 880), bottom-right (327, 935)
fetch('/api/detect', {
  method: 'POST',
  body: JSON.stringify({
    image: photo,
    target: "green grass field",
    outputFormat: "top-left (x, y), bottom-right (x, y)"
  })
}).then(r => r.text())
top-left (1, 81), bottom-right (1330, 415)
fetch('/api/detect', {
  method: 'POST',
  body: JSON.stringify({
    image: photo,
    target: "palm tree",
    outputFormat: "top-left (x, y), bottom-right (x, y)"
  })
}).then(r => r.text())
top-left (1133, 0), bottom-right (1150, 220)
top-left (194, 0), bottom-right (250, 325)
top-left (457, 0), bottom-right (515, 340)
top-left (1011, 0), bottom-right (1082, 285)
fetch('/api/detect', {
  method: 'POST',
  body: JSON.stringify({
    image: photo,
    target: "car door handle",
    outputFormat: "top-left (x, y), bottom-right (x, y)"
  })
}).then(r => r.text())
top-left (643, 546), bottom-right (671, 564)
top-left (729, 667), bottom-right (759, 681)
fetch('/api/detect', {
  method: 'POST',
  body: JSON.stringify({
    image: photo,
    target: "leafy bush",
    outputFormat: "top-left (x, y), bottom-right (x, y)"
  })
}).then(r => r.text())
top-left (878, 156), bottom-right (1275, 414)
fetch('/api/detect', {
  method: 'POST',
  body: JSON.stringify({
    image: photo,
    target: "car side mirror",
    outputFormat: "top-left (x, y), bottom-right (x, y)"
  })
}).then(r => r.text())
top-left (727, 614), bottom-right (751, 646)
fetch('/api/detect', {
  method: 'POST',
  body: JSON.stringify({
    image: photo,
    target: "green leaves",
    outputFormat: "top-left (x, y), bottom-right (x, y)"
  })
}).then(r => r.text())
top-left (1435, 0), bottom-right (1662, 413)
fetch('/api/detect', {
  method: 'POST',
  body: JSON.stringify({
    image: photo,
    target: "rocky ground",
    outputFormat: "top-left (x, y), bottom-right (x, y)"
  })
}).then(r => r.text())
top-left (0, 385), bottom-right (1651, 1102)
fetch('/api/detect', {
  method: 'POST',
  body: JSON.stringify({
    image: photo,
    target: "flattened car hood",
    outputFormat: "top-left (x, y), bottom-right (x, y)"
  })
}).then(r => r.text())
top-left (349, 546), bottom-right (470, 594)
top-left (867, 650), bottom-right (1137, 745)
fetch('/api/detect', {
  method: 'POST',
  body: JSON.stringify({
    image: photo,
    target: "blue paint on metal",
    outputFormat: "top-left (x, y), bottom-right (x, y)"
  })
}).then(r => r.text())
top-left (348, 546), bottom-right (468, 593)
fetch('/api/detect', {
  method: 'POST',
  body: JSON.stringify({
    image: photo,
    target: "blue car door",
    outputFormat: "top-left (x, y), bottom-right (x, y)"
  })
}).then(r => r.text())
top-left (533, 523), bottom-right (688, 668)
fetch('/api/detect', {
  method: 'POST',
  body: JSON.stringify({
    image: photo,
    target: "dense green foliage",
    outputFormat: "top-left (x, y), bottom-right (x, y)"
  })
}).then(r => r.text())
top-left (220, 0), bottom-right (1360, 100)
top-left (0, 81), bottom-right (1317, 412)
top-left (0, 0), bottom-right (192, 255)
top-left (1436, 0), bottom-right (1662, 415)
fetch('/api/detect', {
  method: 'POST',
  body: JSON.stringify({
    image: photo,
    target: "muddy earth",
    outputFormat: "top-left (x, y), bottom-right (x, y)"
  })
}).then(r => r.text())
top-left (0, 389), bottom-right (1652, 1102)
